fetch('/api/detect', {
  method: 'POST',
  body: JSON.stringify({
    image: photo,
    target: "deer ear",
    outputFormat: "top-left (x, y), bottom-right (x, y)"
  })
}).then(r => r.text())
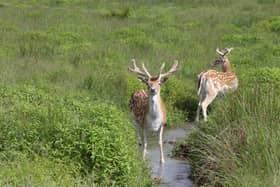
top-left (137, 77), bottom-right (148, 84)
top-left (160, 77), bottom-right (169, 84)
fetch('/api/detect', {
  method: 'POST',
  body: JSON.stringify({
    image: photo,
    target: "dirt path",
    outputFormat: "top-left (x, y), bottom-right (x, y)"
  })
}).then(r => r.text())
top-left (146, 125), bottom-right (193, 187)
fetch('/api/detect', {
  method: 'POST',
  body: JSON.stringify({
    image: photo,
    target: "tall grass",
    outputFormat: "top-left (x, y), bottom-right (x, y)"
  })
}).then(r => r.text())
top-left (0, 0), bottom-right (279, 185)
top-left (180, 83), bottom-right (280, 186)
top-left (174, 68), bottom-right (280, 186)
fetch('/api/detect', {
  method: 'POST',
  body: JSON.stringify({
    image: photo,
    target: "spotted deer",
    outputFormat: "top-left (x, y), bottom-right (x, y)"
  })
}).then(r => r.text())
top-left (196, 48), bottom-right (238, 122)
top-left (128, 59), bottom-right (178, 164)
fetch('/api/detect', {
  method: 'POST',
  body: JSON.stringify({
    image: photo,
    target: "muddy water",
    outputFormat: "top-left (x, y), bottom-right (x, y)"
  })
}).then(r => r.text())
top-left (146, 126), bottom-right (193, 187)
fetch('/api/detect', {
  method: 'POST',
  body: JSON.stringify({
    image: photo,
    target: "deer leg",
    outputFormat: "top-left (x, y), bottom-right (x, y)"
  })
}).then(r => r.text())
top-left (196, 102), bottom-right (202, 122)
top-left (201, 101), bottom-right (208, 122)
top-left (201, 93), bottom-right (217, 122)
top-left (142, 128), bottom-right (147, 159)
top-left (158, 125), bottom-right (165, 164)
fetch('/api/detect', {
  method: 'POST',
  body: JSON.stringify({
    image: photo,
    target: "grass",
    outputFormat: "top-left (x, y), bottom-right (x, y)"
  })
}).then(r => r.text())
top-left (0, 0), bottom-right (279, 186)
top-left (176, 84), bottom-right (280, 187)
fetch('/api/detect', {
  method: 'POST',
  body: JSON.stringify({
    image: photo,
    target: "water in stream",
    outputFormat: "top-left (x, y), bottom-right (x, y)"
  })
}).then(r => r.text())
top-left (146, 126), bottom-right (193, 187)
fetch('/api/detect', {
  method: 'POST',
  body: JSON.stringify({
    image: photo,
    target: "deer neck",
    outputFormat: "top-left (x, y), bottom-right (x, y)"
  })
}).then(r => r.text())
top-left (148, 92), bottom-right (162, 115)
top-left (146, 92), bottom-right (164, 131)
top-left (222, 59), bottom-right (233, 73)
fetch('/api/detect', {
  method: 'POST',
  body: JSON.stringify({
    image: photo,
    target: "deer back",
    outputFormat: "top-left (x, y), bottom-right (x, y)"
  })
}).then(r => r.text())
top-left (202, 70), bottom-right (238, 95)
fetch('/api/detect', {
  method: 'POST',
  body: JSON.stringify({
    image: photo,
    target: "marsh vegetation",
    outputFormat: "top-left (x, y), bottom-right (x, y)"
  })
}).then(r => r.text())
top-left (0, 0), bottom-right (279, 186)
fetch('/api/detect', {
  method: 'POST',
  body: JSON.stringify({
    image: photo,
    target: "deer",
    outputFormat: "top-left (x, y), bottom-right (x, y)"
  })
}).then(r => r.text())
top-left (128, 58), bottom-right (178, 164)
top-left (196, 47), bottom-right (238, 122)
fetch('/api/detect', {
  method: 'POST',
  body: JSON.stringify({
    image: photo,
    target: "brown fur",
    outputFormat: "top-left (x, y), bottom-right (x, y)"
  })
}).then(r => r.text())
top-left (129, 89), bottom-right (167, 128)
top-left (196, 49), bottom-right (238, 122)
top-left (199, 56), bottom-right (237, 88)
top-left (129, 90), bottom-right (148, 128)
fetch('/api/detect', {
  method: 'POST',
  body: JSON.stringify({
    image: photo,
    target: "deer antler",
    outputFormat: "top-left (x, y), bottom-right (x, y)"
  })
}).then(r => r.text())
top-left (157, 63), bottom-right (165, 78)
top-left (159, 60), bottom-right (179, 79)
top-left (224, 47), bottom-right (234, 55)
top-left (142, 64), bottom-right (151, 78)
top-left (128, 59), bottom-right (151, 78)
top-left (216, 48), bottom-right (225, 56)
top-left (216, 47), bottom-right (234, 56)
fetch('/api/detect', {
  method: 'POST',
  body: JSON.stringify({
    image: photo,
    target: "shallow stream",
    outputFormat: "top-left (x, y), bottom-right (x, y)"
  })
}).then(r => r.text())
top-left (146, 126), bottom-right (193, 187)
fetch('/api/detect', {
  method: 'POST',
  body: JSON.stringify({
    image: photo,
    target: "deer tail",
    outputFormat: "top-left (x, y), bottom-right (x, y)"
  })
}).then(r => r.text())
top-left (197, 73), bottom-right (207, 96)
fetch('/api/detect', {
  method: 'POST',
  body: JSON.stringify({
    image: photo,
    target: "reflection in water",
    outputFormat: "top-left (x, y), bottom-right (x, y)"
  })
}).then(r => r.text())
top-left (146, 127), bottom-right (193, 187)
top-left (155, 161), bottom-right (163, 180)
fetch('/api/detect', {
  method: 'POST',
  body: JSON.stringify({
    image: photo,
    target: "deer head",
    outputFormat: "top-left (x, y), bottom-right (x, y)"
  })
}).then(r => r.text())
top-left (128, 59), bottom-right (178, 96)
top-left (212, 47), bottom-right (234, 67)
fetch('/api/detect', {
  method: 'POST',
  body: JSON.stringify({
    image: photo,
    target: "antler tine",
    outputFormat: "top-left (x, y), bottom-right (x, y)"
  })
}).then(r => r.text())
top-left (131, 58), bottom-right (136, 67)
top-left (128, 59), bottom-right (148, 77)
top-left (142, 63), bottom-right (151, 78)
top-left (160, 60), bottom-right (179, 78)
top-left (216, 48), bottom-right (224, 56)
top-left (157, 63), bottom-right (165, 78)
top-left (225, 47), bottom-right (234, 55)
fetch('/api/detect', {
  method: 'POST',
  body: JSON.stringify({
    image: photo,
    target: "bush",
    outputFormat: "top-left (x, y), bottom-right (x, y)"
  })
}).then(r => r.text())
top-left (240, 67), bottom-right (280, 91)
top-left (161, 78), bottom-right (197, 123)
top-left (264, 16), bottom-right (280, 33)
top-left (102, 7), bottom-right (131, 19)
top-left (0, 153), bottom-right (80, 187)
top-left (0, 85), bottom-right (152, 186)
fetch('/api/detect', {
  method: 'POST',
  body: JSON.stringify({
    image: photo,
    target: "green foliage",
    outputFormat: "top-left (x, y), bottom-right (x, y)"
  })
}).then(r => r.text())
top-left (33, 0), bottom-right (82, 6)
top-left (240, 67), bottom-right (280, 90)
top-left (0, 153), bottom-right (80, 186)
top-left (18, 32), bottom-right (58, 58)
top-left (176, 86), bottom-right (280, 186)
top-left (162, 78), bottom-right (197, 123)
top-left (0, 0), bottom-right (279, 186)
top-left (102, 7), bottom-right (131, 19)
top-left (115, 26), bottom-right (158, 53)
top-left (0, 85), bottom-right (152, 186)
top-left (250, 67), bottom-right (280, 86)
top-left (222, 34), bottom-right (258, 45)
top-left (263, 16), bottom-right (280, 33)
top-left (124, 74), bottom-right (145, 100)
top-left (257, 0), bottom-right (277, 5)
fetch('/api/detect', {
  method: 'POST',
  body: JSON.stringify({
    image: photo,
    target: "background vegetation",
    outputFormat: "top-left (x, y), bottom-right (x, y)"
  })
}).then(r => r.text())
top-left (0, 0), bottom-right (279, 186)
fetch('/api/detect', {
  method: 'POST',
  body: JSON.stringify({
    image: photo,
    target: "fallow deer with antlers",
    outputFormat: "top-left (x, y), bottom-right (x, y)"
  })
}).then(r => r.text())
top-left (196, 48), bottom-right (238, 122)
top-left (128, 59), bottom-right (178, 164)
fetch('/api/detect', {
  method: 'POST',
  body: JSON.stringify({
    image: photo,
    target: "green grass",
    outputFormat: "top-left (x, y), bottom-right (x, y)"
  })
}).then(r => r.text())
top-left (0, 85), bottom-right (153, 186)
top-left (0, 0), bottom-right (279, 186)
top-left (175, 84), bottom-right (280, 187)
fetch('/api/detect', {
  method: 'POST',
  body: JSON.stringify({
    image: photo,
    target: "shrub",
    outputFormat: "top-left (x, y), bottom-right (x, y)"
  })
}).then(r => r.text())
top-left (240, 67), bottom-right (280, 91)
top-left (264, 16), bottom-right (280, 33)
top-left (0, 85), bottom-right (152, 186)
top-left (102, 7), bottom-right (131, 19)
top-left (0, 153), bottom-right (80, 187)
top-left (161, 78), bottom-right (197, 123)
